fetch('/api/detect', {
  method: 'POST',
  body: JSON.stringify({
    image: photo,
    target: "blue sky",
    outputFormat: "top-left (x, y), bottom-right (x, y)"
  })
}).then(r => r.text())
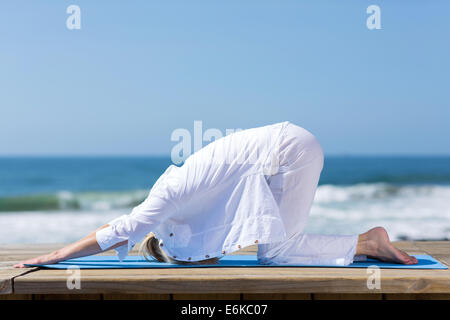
top-left (0, 0), bottom-right (449, 156)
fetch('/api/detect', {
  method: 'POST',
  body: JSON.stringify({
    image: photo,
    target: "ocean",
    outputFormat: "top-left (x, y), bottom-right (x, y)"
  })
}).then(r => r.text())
top-left (1, 156), bottom-right (449, 243)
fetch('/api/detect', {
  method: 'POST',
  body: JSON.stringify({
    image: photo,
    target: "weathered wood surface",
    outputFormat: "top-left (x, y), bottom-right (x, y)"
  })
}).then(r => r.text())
top-left (0, 244), bottom-right (62, 294)
top-left (0, 243), bottom-right (118, 295)
top-left (1, 241), bottom-right (449, 298)
top-left (0, 270), bottom-right (31, 294)
top-left (13, 265), bottom-right (450, 295)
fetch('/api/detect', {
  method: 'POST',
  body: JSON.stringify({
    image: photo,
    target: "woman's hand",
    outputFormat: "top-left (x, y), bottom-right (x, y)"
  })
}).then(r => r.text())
top-left (13, 224), bottom-right (128, 268)
top-left (14, 251), bottom-right (63, 268)
top-left (13, 225), bottom-right (110, 268)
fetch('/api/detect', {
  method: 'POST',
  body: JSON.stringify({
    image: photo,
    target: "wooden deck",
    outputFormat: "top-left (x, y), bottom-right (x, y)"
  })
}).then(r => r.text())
top-left (1, 241), bottom-right (449, 300)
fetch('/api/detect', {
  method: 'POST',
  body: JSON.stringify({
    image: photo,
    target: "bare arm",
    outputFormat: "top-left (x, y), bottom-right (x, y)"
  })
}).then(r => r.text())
top-left (14, 192), bottom-right (172, 268)
top-left (13, 224), bottom-right (127, 268)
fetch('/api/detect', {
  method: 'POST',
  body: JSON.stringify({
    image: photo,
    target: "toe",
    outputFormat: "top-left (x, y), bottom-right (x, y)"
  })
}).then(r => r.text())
top-left (396, 250), bottom-right (416, 264)
top-left (406, 256), bottom-right (418, 265)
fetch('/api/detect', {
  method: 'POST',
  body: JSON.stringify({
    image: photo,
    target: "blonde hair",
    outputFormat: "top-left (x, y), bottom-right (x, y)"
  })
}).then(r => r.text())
top-left (139, 232), bottom-right (219, 265)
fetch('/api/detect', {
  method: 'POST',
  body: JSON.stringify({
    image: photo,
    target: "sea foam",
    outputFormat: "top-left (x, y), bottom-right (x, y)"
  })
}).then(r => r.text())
top-left (0, 183), bottom-right (449, 243)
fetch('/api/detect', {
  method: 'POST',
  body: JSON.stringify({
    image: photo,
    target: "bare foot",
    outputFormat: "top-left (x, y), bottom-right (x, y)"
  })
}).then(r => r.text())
top-left (357, 227), bottom-right (418, 265)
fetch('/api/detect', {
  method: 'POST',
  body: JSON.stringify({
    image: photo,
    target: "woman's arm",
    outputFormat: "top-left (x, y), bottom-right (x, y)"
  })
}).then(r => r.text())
top-left (13, 224), bottom-right (127, 268)
top-left (14, 186), bottom-right (177, 268)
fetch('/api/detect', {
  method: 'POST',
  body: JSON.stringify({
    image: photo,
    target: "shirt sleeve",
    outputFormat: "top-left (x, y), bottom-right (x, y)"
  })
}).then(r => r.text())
top-left (95, 177), bottom-right (180, 261)
top-left (353, 254), bottom-right (367, 262)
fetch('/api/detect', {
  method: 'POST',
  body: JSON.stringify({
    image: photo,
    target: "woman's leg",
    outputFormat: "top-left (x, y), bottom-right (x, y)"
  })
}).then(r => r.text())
top-left (258, 232), bottom-right (359, 266)
top-left (258, 123), bottom-right (418, 266)
top-left (258, 227), bottom-right (418, 266)
top-left (258, 124), bottom-right (328, 263)
top-left (266, 124), bottom-right (325, 239)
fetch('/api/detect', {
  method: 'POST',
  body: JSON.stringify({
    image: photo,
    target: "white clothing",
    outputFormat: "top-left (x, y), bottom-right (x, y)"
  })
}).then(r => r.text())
top-left (96, 121), bottom-right (359, 265)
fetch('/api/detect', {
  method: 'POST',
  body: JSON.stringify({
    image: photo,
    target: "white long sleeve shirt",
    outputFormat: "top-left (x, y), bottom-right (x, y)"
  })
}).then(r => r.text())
top-left (96, 121), bottom-right (290, 261)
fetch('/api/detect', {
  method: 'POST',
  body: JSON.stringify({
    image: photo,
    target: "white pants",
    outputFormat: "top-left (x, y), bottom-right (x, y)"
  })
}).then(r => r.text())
top-left (257, 123), bottom-right (359, 266)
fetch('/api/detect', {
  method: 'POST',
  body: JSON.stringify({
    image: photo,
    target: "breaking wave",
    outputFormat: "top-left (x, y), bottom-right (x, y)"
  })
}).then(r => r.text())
top-left (305, 183), bottom-right (450, 241)
top-left (0, 183), bottom-right (449, 243)
top-left (0, 190), bottom-right (149, 212)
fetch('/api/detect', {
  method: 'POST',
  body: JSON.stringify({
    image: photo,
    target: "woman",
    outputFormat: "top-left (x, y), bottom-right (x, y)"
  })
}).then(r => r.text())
top-left (14, 121), bottom-right (417, 268)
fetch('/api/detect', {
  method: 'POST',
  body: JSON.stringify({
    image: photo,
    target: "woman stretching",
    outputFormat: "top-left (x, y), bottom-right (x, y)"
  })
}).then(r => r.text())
top-left (15, 121), bottom-right (417, 268)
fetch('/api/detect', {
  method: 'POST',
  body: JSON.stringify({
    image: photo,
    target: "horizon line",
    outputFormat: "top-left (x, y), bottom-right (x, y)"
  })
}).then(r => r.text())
top-left (0, 153), bottom-right (449, 158)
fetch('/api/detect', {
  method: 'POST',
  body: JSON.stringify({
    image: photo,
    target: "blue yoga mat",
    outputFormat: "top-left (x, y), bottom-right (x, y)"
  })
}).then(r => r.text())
top-left (26, 254), bottom-right (447, 269)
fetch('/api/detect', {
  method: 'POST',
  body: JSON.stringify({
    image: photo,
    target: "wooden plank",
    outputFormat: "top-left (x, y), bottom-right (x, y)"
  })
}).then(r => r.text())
top-left (242, 293), bottom-right (311, 300)
top-left (33, 294), bottom-right (102, 300)
top-left (6, 241), bottom-right (450, 297)
top-left (2, 242), bottom-right (255, 296)
top-left (384, 294), bottom-right (450, 300)
top-left (0, 243), bottom-right (127, 296)
top-left (13, 265), bottom-right (450, 295)
top-left (0, 243), bottom-right (63, 294)
top-left (228, 245), bottom-right (257, 255)
top-left (0, 294), bottom-right (32, 300)
top-left (414, 242), bottom-right (450, 255)
top-left (0, 268), bottom-right (36, 295)
top-left (173, 294), bottom-right (240, 300)
top-left (0, 243), bottom-right (66, 252)
top-left (433, 254), bottom-right (450, 267)
top-left (8, 242), bottom-right (256, 296)
top-left (313, 293), bottom-right (382, 300)
top-left (103, 294), bottom-right (170, 300)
